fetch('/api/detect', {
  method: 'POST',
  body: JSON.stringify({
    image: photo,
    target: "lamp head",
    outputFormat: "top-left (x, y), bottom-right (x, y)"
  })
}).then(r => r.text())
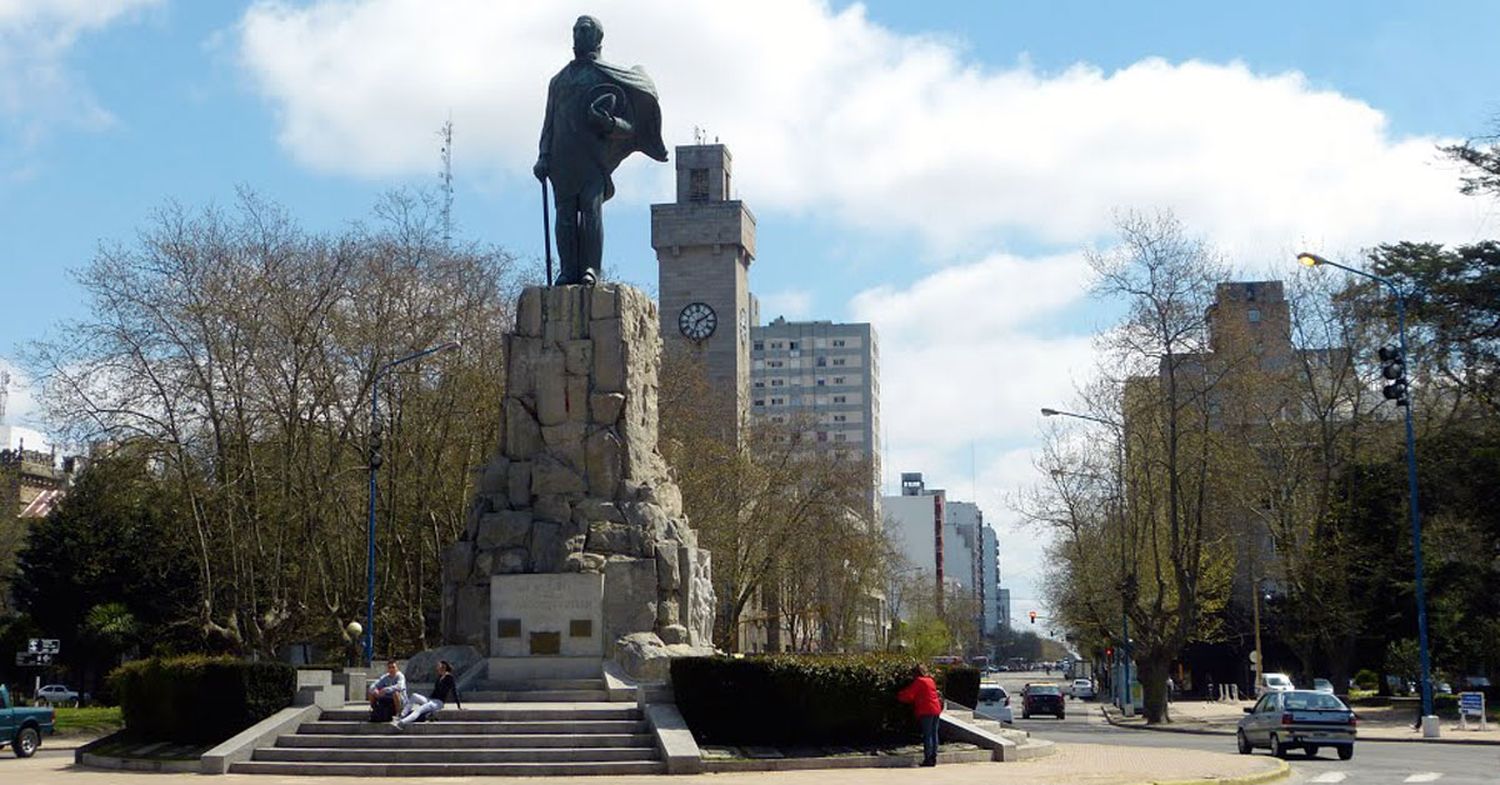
top-left (1297, 252), bottom-right (1328, 268)
top-left (1040, 408), bottom-right (1061, 417)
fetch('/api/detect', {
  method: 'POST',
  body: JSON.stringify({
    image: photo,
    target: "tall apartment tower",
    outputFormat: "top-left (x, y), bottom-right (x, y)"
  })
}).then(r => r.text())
top-left (651, 144), bottom-right (757, 426)
top-left (749, 318), bottom-right (881, 516)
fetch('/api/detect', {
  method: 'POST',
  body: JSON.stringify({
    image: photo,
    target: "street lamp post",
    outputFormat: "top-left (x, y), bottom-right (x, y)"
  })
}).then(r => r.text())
top-left (1297, 252), bottom-right (1434, 723)
top-left (1041, 406), bottom-right (1133, 716)
top-left (364, 340), bottom-right (462, 666)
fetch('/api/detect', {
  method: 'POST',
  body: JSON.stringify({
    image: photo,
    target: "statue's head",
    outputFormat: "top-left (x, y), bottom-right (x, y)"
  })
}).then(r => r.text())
top-left (573, 15), bottom-right (603, 58)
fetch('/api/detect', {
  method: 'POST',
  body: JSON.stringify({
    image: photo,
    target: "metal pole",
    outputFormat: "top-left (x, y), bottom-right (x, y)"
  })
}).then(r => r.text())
top-left (365, 382), bottom-right (378, 666)
top-left (542, 180), bottom-right (554, 286)
top-left (1395, 295), bottom-right (1434, 720)
top-left (1117, 435), bottom-right (1132, 716)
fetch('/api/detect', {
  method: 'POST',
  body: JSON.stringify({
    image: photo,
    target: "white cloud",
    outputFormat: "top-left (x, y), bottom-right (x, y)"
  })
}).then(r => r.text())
top-left (239, 0), bottom-right (1483, 255)
top-left (0, 0), bottom-right (159, 158)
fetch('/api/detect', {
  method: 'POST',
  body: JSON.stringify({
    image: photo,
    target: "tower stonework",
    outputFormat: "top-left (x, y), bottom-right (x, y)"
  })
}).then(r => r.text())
top-left (651, 144), bottom-right (755, 425)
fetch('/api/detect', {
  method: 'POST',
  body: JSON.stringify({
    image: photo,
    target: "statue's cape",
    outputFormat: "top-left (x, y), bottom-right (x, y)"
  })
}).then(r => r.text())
top-left (590, 59), bottom-right (669, 167)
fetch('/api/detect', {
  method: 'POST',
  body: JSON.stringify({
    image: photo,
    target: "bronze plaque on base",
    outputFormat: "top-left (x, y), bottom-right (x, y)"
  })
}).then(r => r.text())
top-left (529, 631), bottom-right (561, 655)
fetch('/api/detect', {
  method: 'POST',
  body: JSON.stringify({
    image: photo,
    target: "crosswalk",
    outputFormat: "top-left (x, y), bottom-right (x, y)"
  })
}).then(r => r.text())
top-left (1308, 772), bottom-right (1453, 783)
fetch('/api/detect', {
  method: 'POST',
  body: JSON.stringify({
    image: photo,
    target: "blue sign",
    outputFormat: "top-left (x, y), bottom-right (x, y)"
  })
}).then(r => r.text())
top-left (1459, 692), bottom-right (1485, 716)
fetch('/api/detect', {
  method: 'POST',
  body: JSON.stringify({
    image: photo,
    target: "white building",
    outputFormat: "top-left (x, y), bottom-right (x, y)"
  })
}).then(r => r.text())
top-left (883, 472), bottom-right (1004, 642)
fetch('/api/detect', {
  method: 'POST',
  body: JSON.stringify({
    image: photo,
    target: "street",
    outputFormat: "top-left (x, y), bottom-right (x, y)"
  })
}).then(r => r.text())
top-left (995, 672), bottom-right (1500, 785)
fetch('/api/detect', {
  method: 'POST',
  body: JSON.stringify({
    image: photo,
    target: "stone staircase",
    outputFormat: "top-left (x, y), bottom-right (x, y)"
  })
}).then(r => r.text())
top-left (230, 674), bottom-right (665, 776)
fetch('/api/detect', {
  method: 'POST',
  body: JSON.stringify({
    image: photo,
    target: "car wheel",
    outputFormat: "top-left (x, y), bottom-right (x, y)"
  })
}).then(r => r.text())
top-left (14, 726), bottom-right (40, 758)
top-left (1236, 730), bottom-right (1251, 755)
top-left (1305, 746), bottom-right (1319, 758)
top-left (1269, 733), bottom-right (1286, 759)
top-left (1337, 745), bottom-right (1354, 761)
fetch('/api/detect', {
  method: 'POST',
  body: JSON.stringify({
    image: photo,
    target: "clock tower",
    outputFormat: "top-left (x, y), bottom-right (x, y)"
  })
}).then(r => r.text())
top-left (652, 143), bottom-right (756, 430)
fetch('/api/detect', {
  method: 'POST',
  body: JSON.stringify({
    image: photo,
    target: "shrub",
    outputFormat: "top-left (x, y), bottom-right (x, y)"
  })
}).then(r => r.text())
top-left (108, 655), bottom-right (295, 744)
top-left (1353, 669), bottom-right (1380, 691)
top-left (671, 655), bottom-right (979, 746)
top-left (938, 666), bottom-right (981, 709)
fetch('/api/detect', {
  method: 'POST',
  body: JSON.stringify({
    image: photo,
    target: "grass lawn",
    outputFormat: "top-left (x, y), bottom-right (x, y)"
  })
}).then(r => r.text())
top-left (53, 706), bottom-right (124, 736)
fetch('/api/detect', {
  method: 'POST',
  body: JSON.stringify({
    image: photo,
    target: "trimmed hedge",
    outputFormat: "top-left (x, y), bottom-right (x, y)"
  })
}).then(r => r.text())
top-left (108, 655), bottom-right (296, 744)
top-left (671, 654), bottom-right (981, 746)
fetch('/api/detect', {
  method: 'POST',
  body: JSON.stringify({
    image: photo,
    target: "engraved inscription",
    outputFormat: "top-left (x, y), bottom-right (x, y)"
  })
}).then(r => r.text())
top-left (530, 631), bottom-right (561, 655)
top-left (569, 619), bottom-right (592, 638)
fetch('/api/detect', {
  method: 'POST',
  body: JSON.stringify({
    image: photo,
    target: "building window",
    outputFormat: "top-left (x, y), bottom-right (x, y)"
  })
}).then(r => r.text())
top-left (753, 341), bottom-right (764, 351)
top-left (768, 360), bottom-right (784, 368)
top-left (771, 378), bottom-right (784, 386)
top-left (834, 433), bottom-right (847, 442)
top-left (1248, 308), bottom-right (1261, 323)
top-left (689, 168), bottom-right (710, 201)
top-left (770, 341), bottom-right (784, 349)
top-left (788, 341), bottom-right (798, 350)
top-left (833, 339), bottom-right (846, 347)
top-left (771, 398), bottom-right (785, 406)
top-left (833, 414), bottom-right (847, 422)
top-left (753, 380), bottom-right (765, 388)
top-left (816, 379), bottom-right (825, 386)
top-left (772, 416), bottom-right (785, 424)
top-left (816, 357), bottom-right (827, 367)
top-left (832, 358), bottom-right (846, 366)
top-left (753, 399), bottom-right (765, 407)
top-left (833, 376), bottom-right (845, 384)
top-left (816, 431), bottom-right (828, 442)
top-left (833, 395), bottom-right (847, 404)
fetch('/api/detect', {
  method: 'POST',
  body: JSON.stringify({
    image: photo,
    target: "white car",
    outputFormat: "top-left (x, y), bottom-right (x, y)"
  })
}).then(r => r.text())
top-left (1256, 673), bottom-right (1295, 697)
top-left (975, 684), bottom-right (1013, 723)
top-left (1069, 678), bottom-right (1095, 700)
top-left (36, 684), bottom-right (79, 706)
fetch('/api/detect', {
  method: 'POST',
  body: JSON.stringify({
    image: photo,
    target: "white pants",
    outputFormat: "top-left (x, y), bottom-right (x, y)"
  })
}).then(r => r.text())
top-left (395, 694), bottom-right (444, 728)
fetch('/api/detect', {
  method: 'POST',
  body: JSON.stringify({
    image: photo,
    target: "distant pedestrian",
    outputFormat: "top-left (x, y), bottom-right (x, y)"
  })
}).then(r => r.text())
top-left (368, 659), bottom-right (407, 722)
top-left (1206, 675), bottom-right (1216, 703)
top-left (897, 664), bottom-right (943, 767)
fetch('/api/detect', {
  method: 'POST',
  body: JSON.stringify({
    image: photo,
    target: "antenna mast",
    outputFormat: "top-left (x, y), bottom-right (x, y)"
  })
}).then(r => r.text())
top-left (0, 369), bottom-right (9, 423)
top-left (438, 118), bottom-right (454, 246)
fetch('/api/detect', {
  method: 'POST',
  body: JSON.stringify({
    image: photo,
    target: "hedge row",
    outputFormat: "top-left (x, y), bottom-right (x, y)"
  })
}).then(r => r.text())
top-left (670, 654), bottom-right (980, 746)
top-left (108, 655), bottom-right (296, 744)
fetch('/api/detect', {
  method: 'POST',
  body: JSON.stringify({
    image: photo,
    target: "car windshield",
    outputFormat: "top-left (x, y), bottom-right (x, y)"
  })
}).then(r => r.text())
top-left (1265, 675), bottom-right (1290, 686)
top-left (1283, 692), bottom-right (1346, 711)
top-left (979, 688), bottom-right (1004, 701)
top-left (1074, 680), bottom-right (1090, 686)
top-left (1030, 685), bottom-right (1061, 695)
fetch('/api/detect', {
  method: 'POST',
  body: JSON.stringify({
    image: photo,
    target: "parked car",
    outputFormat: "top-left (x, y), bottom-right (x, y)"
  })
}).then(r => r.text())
top-left (976, 684), bottom-right (1013, 723)
top-left (1256, 672), bottom-right (1295, 697)
top-left (0, 684), bottom-right (55, 758)
top-left (1237, 689), bottom-right (1355, 761)
top-left (1069, 678), bottom-right (1095, 700)
top-left (1312, 678), bottom-right (1334, 694)
top-left (1022, 684), bottom-right (1065, 720)
top-left (35, 684), bottom-right (79, 707)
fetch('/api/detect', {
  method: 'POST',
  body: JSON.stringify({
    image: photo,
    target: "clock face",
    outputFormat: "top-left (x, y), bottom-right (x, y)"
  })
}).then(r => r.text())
top-left (679, 302), bottom-right (717, 341)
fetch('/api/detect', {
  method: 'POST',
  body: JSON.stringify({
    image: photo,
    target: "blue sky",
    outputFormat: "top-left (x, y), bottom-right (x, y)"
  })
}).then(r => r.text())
top-left (2, 0), bottom-right (1496, 626)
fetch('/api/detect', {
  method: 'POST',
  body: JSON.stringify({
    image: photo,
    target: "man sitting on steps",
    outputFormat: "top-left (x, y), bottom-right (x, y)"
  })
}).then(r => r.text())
top-left (368, 659), bottom-right (407, 722)
top-left (393, 659), bottom-right (463, 730)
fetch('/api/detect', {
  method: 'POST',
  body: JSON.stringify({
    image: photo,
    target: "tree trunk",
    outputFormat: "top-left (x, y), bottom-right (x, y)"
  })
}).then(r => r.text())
top-left (1138, 655), bottom-right (1172, 724)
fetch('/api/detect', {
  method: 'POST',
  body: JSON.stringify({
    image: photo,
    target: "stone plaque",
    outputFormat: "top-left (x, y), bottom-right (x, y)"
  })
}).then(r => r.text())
top-left (490, 573), bottom-right (604, 657)
top-left (530, 632), bottom-right (561, 655)
top-left (496, 619), bottom-right (521, 638)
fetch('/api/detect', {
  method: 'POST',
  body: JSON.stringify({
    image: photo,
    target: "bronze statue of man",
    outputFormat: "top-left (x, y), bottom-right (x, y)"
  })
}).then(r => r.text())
top-left (534, 15), bottom-right (668, 286)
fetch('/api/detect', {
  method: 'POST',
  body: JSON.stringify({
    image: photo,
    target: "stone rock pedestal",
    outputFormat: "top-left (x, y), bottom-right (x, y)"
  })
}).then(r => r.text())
top-left (442, 284), bottom-right (714, 669)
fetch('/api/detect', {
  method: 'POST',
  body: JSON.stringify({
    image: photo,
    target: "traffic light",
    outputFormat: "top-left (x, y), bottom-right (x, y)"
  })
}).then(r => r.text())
top-left (369, 422), bottom-right (384, 469)
top-left (1378, 344), bottom-right (1409, 406)
top-left (1028, 610), bottom-right (1037, 624)
top-left (1105, 646), bottom-right (1114, 659)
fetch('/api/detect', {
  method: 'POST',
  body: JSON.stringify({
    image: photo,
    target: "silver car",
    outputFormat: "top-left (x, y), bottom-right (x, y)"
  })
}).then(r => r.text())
top-left (1237, 689), bottom-right (1355, 760)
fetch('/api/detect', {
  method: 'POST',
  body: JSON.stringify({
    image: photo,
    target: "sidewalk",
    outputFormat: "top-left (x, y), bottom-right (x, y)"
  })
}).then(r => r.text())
top-left (9, 741), bottom-right (1287, 785)
top-left (1101, 700), bottom-right (1500, 745)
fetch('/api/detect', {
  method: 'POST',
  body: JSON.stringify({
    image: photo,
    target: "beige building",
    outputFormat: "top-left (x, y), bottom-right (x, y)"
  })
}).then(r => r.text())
top-left (652, 144), bottom-right (757, 427)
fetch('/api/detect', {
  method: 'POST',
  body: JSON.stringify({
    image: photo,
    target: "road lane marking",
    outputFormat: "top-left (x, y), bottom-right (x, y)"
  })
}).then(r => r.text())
top-left (1308, 773), bottom-right (1347, 783)
top-left (1403, 774), bottom-right (1443, 783)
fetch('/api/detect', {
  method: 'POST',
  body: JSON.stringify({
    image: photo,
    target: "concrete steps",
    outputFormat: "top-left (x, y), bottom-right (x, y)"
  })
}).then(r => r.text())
top-left (232, 700), bottom-right (664, 776)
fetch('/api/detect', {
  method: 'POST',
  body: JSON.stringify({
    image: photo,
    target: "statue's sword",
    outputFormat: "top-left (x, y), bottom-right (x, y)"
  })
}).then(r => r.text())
top-left (541, 179), bottom-right (554, 286)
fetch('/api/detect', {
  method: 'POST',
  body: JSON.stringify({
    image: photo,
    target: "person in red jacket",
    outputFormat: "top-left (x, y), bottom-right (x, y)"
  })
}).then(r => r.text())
top-left (897, 664), bottom-right (943, 766)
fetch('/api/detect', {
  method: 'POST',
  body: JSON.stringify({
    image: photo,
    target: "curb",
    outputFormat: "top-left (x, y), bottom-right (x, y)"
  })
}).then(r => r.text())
top-left (1099, 707), bottom-right (1500, 746)
top-left (1144, 758), bottom-right (1291, 785)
